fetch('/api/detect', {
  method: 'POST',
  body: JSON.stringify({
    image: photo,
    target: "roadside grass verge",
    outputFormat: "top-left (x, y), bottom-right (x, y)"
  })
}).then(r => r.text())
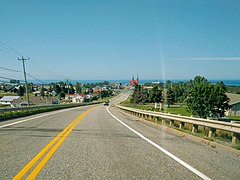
top-left (228, 116), bottom-right (240, 121)
top-left (163, 106), bottom-right (190, 116)
top-left (0, 93), bottom-right (118, 121)
top-left (0, 102), bottom-right (101, 121)
top-left (122, 103), bottom-right (190, 116)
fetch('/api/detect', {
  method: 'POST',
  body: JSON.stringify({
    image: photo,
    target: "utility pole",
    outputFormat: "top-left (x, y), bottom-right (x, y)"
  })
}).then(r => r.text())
top-left (18, 56), bottom-right (30, 106)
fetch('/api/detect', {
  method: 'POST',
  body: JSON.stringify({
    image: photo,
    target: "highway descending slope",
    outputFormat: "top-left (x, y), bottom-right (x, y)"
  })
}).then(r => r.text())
top-left (0, 91), bottom-right (239, 179)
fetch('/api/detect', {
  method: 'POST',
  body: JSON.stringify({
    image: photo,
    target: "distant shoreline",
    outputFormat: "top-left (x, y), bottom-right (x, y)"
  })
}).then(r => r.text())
top-left (27, 79), bottom-right (240, 86)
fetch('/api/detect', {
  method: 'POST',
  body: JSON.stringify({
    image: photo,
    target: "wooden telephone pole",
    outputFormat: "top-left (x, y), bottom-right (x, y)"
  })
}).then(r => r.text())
top-left (18, 56), bottom-right (30, 106)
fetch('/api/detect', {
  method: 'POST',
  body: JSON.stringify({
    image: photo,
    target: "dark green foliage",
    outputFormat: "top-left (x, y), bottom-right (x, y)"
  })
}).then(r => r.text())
top-left (131, 85), bottom-right (149, 104)
top-left (186, 77), bottom-right (230, 118)
top-left (55, 85), bottom-right (61, 94)
top-left (17, 86), bottom-right (24, 96)
top-left (131, 85), bottom-right (141, 103)
top-left (40, 85), bottom-right (45, 97)
top-left (68, 83), bottom-right (75, 94)
top-left (76, 82), bottom-right (82, 94)
top-left (166, 88), bottom-right (174, 107)
top-left (59, 91), bottom-right (65, 98)
top-left (148, 86), bottom-right (162, 103)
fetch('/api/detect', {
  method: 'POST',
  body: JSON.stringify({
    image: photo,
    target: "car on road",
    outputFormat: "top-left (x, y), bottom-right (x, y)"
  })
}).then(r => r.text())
top-left (103, 101), bottom-right (109, 106)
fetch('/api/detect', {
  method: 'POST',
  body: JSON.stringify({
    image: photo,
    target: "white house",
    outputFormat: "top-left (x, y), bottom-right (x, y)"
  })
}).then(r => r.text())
top-left (72, 94), bottom-right (85, 103)
top-left (0, 96), bottom-right (20, 106)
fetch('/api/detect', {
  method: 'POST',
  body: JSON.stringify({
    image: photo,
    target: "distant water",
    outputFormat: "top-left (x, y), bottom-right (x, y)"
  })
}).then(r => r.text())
top-left (29, 79), bottom-right (240, 86)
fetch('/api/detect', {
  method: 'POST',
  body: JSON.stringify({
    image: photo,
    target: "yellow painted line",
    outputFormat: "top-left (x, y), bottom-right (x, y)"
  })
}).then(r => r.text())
top-left (13, 107), bottom-right (95, 180)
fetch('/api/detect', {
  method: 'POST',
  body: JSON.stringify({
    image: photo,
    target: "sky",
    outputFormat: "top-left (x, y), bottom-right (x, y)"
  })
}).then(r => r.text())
top-left (0, 0), bottom-right (240, 82)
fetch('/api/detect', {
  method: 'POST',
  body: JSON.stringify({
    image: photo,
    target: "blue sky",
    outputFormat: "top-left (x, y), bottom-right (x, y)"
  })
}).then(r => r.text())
top-left (0, 0), bottom-right (240, 81)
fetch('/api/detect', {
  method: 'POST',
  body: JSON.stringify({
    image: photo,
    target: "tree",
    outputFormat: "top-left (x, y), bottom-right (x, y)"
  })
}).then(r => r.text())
top-left (131, 84), bottom-right (141, 104)
top-left (186, 82), bottom-right (210, 118)
top-left (70, 83), bottom-right (75, 94)
top-left (17, 86), bottom-right (24, 96)
top-left (148, 86), bottom-right (162, 103)
top-left (40, 85), bottom-right (45, 97)
top-left (55, 85), bottom-right (61, 94)
top-left (58, 91), bottom-right (65, 99)
top-left (3, 85), bottom-right (7, 92)
top-left (186, 77), bottom-right (230, 119)
top-left (166, 88), bottom-right (174, 107)
top-left (213, 82), bottom-right (230, 118)
top-left (76, 82), bottom-right (82, 94)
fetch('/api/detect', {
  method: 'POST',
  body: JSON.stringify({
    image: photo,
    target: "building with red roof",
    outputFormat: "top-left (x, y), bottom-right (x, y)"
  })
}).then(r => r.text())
top-left (130, 75), bottom-right (139, 85)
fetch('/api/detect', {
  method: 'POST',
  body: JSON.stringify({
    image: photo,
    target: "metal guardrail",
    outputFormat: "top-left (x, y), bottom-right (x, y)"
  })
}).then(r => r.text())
top-left (117, 105), bottom-right (240, 144)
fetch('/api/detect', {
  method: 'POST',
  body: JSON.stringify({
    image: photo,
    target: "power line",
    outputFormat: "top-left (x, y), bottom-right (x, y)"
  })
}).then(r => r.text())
top-left (26, 60), bottom-right (65, 79)
top-left (0, 40), bottom-right (66, 80)
top-left (26, 73), bottom-right (47, 84)
top-left (0, 76), bottom-right (24, 83)
top-left (0, 66), bottom-right (46, 84)
top-left (0, 48), bottom-right (19, 57)
top-left (0, 66), bottom-right (22, 73)
top-left (0, 40), bottom-right (27, 57)
top-left (0, 76), bottom-right (15, 80)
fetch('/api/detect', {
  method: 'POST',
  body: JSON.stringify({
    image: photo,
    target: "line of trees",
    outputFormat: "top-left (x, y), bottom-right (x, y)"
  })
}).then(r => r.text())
top-left (130, 76), bottom-right (230, 119)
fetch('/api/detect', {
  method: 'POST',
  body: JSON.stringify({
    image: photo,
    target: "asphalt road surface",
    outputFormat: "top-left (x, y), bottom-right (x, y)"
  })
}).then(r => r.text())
top-left (0, 91), bottom-right (239, 179)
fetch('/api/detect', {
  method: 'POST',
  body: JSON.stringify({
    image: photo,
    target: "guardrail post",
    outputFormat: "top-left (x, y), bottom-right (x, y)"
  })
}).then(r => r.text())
top-left (208, 128), bottom-right (216, 138)
top-left (154, 117), bottom-right (158, 123)
top-left (179, 122), bottom-right (184, 129)
top-left (232, 133), bottom-right (239, 144)
top-left (192, 124), bottom-right (198, 133)
top-left (162, 118), bottom-right (166, 125)
top-left (138, 113), bottom-right (141, 117)
top-left (169, 120), bottom-right (174, 126)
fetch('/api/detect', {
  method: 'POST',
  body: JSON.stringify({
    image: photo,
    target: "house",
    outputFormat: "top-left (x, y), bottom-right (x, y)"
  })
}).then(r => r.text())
top-left (0, 96), bottom-right (20, 106)
top-left (65, 94), bottom-right (77, 101)
top-left (65, 94), bottom-right (88, 103)
top-left (11, 97), bottom-right (59, 107)
top-left (72, 94), bottom-right (86, 103)
top-left (226, 93), bottom-right (240, 116)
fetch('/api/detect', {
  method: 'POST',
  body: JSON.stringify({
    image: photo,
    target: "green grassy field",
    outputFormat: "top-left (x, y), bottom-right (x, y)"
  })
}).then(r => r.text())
top-left (163, 106), bottom-right (191, 116)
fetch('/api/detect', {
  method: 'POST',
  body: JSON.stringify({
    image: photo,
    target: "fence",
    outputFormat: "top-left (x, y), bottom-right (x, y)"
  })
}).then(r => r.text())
top-left (117, 105), bottom-right (240, 144)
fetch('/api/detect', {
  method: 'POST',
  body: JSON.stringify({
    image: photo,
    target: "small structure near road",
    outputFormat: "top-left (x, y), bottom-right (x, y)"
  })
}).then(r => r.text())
top-left (226, 93), bottom-right (240, 116)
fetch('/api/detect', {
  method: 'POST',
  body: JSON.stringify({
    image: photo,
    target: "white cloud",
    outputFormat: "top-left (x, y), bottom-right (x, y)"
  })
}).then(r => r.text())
top-left (187, 57), bottom-right (240, 61)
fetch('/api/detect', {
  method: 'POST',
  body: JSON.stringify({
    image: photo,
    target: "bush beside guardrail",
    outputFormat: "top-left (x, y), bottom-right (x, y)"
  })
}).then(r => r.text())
top-left (0, 102), bottom-right (102, 121)
top-left (117, 105), bottom-right (240, 145)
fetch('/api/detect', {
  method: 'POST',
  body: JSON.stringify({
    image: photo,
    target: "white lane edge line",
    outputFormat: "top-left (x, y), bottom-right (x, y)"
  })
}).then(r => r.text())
top-left (107, 107), bottom-right (211, 180)
top-left (0, 105), bottom-right (96, 128)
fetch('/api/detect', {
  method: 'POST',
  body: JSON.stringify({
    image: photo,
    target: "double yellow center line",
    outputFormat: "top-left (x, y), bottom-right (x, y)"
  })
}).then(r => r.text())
top-left (13, 107), bottom-right (95, 180)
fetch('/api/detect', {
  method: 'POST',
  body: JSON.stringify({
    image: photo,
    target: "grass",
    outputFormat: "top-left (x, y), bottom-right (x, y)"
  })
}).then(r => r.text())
top-left (163, 106), bottom-right (190, 116)
top-left (0, 101), bottom-right (102, 121)
top-left (123, 103), bottom-right (191, 116)
top-left (228, 116), bottom-right (240, 121)
top-left (232, 143), bottom-right (240, 150)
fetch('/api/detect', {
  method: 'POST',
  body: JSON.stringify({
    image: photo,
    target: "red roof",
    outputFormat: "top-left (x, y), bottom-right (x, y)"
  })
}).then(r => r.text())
top-left (130, 79), bottom-right (139, 85)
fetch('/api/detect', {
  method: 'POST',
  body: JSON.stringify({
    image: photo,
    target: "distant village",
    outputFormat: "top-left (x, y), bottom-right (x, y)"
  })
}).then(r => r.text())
top-left (0, 80), bottom-right (124, 107)
top-left (1, 76), bottom-right (240, 117)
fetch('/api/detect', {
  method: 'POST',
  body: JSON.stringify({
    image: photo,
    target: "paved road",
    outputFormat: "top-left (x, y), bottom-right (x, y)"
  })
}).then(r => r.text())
top-left (0, 91), bottom-right (239, 179)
